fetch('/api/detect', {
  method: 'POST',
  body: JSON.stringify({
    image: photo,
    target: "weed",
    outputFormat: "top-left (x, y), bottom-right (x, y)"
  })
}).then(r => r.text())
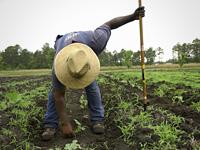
top-left (191, 101), bottom-right (200, 112)
top-left (103, 141), bottom-right (109, 150)
top-left (191, 136), bottom-right (200, 150)
top-left (25, 142), bottom-right (31, 150)
top-left (74, 119), bottom-right (86, 133)
top-left (172, 95), bottom-right (184, 104)
top-left (117, 101), bottom-right (131, 111)
top-left (0, 101), bottom-right (7, 110)
top-left (50, 140), bottom-right (95, 150)
top-left (148, 122), bottom-right (184, 149)
top-left (167, 113), bottom-right (184, 127)
top-left (64, 140), bottom-right (81, 150)
top-left (5, 91), bottom-right (21, 104)
top-left (79, 95), bottom-right (87, 109)
top-left (155, 107), bottom-right (184, 126)
top-left (154, 84), bottom-right (169, 97)
top-left (1, 128), bottom-right (14, 137)
top-left (116, 111), bottom-right (153, 145)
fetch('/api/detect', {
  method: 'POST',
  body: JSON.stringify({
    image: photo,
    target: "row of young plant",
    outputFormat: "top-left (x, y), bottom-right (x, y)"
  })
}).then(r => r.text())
top-left (0, 77), bottom-right (51, 149)
top-left (97, 73), bottom-right (200, 149)
top-left (110, 72), bottom-right (200, 113)
top-left (1, 71), bottom-right (199, 149)
top-left (0, 76), bottom-right (96, 150)
top-left (154, 83), bottom-right (200, 112)
top-left (0, 76), bottom-right (50, 92)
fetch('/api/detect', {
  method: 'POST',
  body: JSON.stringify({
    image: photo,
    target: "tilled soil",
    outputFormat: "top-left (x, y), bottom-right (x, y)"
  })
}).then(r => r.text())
top-left (35, 88), bottom-right (131, 150)
top-left (0, 76), bottom-right (131, 150)
top-left (0, 74), bottom-right (200, 149)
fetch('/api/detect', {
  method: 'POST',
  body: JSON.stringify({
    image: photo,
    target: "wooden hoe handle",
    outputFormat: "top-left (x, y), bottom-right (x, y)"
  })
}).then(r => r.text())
top-left (138, 0), bottom-right (149, 111)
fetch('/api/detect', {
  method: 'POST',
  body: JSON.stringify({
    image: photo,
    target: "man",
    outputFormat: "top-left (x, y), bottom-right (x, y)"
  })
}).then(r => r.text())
top-left (42, 6), bottom-right (145, 141)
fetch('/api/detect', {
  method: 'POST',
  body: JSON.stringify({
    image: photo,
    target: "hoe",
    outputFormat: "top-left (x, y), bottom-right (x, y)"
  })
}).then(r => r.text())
top-left (138, 0), bottom-right (149, 111)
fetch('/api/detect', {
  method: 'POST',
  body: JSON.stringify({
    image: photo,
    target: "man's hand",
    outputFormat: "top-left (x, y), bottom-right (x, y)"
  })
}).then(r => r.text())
top-left (133, 6), bottom-right (145, 20)
top-left (62, 122), bottom-right (75, 138)
top-left (53, 90), bottom-right (74, 138)
top-left (104, 6), bottom-right (145, 29)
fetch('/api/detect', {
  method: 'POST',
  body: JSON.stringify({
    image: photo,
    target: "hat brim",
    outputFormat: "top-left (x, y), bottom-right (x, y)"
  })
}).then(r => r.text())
top-left (54, 43), bottom-right (100, 89)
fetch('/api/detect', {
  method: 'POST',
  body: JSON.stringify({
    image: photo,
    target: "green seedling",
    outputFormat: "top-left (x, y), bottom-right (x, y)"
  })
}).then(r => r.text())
top-left (148, 122), bottom-right (184, 149)
top-left (24, 142), bottom-right (31, 150)
top-left (117, 101), bottom-right (131, 111)
top-left (79, 95), bottom-right (87, 109)
top-left (0, 101), bottom-right (7, 110)
top-left (74, 119), bottom-right (86, 133)
top-left (5, 91), bottom-right (21, 104)
top-left (116, 111), bottom-right (153, 145)
top-left (190, 136), bottom-right (200, 150)
top-left (167, 113), bottom-right (184, 127)
top-left (1, 128), bottom-right (14, 137)
top-left (191, 101), bottom-right (200, 112)
top-left (154, 84), bottom-right (170, 97)
top-left (172, 95), bottom-right (184, 104)
top-left (64, 140), bottom-right (81, 150)
top-left (155, 107), bottom-right (184, 126)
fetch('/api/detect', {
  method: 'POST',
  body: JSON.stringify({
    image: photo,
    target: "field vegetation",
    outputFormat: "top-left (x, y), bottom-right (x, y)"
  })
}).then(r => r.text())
top-left (0, 66), bottom-right (199, 149)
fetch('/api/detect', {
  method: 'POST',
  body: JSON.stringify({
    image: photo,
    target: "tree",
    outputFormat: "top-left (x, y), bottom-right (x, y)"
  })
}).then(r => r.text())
top-left (18, 49), bottom-right (33, 69)
top-left (145, 47), bottom-right (156, 65)
top-left (172, 45), bottom-right (178, 64)
top-left (1, 45), bottom-right (21, 69)
top-left (42, 43), bottom-right (55, 68)
top-left (132, 51), bottom-right (141, 65)
top-left (191, 38), bottom-right (200, 63)
top-left (31, 50), bottom-right (44, 68)
top-left (121, 49), bottom-right (133, 68)
top-left (172, 43), bottom-right (188, 67)
top-left (113, 50), bottom-right (122, 66)
top-left (156, 47), bottom-right (164, 63)
top-left (99, 49), bottom-right (114, 66)
top-left (0, 53), bottom-right (4, 70)
top-left (30, 43), bottom-right (54, 69)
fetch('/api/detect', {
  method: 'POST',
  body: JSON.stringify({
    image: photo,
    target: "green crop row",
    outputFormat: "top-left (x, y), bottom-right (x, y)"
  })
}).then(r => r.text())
top-left (0, 79), bottom-right (50, 149)
top-left (111, 70), bottom-right (200, 88)
top-left (98, 74), bottom-right (200, 149)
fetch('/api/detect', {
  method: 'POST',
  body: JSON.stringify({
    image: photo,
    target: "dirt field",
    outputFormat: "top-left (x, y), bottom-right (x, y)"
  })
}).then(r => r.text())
top-left (0, 69), bottom-right (200, 149)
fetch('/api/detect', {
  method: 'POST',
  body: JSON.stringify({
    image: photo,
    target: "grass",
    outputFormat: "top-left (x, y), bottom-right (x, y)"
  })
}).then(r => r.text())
top-left (0, 69), bottom-right (51, 77)
top-left (112, 70), bottom-right (200, 88)
top-left (0, 63), bottom-right (199, 77)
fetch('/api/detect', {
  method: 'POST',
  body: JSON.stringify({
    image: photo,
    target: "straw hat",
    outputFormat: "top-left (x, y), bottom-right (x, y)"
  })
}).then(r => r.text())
top-left (54, 43), bottom-right (100, 89)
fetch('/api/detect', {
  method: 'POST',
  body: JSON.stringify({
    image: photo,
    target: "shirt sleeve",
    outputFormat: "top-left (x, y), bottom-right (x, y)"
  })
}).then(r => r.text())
top-left (92, 24), bottom-right (111, 55)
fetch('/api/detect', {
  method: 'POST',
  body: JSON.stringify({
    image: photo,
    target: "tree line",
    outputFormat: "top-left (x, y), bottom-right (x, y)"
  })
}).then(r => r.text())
top-left (100, 38), bottom-right (200, 67)
top-left (171, 38), bottom-right (200, 67)
top-left (0, 43), bottom-right (55, 70)
top-left (0, 38), bottom-right (199, 70)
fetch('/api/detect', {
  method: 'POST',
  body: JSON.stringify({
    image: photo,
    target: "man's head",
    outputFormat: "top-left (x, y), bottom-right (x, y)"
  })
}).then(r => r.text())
top-left (54, 43), bottom-right (100, 89)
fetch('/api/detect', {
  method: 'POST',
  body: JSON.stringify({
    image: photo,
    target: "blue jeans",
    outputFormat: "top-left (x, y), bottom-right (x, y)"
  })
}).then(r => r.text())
top-left (43, 72), bottom-right (104, 128)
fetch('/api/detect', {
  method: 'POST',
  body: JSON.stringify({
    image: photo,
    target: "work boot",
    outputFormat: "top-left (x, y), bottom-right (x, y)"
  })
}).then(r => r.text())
top-left (91, 121), bottom-right (105, 134)
top-left (42, 127), bottom-right (56, 141)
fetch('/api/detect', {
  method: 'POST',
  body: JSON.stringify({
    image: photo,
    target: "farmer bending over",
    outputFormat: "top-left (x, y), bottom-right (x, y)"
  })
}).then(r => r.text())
top-left (42, 6), bottom-right (145, 141)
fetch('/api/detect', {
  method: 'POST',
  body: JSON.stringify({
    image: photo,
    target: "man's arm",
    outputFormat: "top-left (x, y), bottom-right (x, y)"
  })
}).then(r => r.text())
top-left (104, 6), bottom-right (145, 30)
top-left (53, 90), bottom-right (74, 137)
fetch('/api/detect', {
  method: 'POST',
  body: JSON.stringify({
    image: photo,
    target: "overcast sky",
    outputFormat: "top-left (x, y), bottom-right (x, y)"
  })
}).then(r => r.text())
top-left (0, 0), bottom-right (200, 60)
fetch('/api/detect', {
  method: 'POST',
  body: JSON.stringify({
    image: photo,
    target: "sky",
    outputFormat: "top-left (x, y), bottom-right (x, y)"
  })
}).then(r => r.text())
top-left (0, 0), bottom-right (200, 61)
